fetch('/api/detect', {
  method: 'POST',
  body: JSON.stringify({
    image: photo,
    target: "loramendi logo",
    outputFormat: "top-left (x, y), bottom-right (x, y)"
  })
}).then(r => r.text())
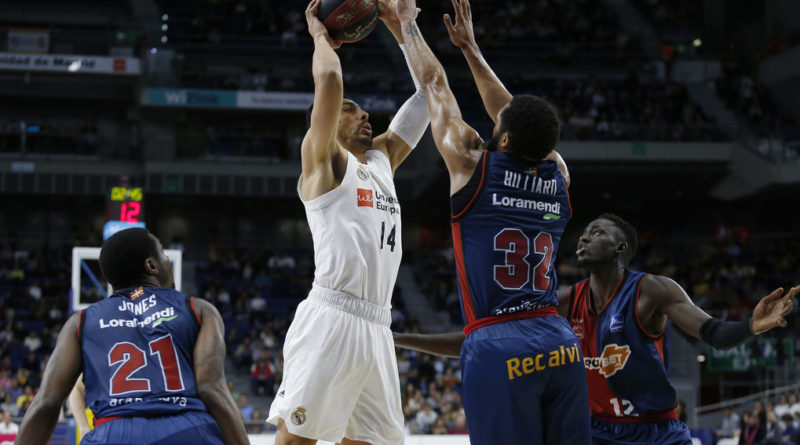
top-left (357, 188), bottom-right (373, 207)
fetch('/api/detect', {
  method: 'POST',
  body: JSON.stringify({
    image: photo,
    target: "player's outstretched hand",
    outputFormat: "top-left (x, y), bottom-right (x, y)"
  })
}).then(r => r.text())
top-left (395, 0), bottom-right (418, 23)
top-left (751, 285), bottom-right (798, 334)
top-left (306, 0), bottom-right (341, 49)
top-left (378, 0), bottom-right (419, 25)
top-left (444, 0), bottom-right (475, 50)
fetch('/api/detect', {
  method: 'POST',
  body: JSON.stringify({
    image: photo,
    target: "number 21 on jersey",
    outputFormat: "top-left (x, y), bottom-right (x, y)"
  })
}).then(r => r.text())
top-left (493, 228), bottom-right (553, 291)
top-left (108, 334), bottom-right (184, 396)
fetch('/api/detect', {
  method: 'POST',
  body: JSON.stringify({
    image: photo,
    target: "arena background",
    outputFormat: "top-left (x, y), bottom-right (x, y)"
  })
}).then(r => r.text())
top-left (1, 0), bottom-right (799, 444)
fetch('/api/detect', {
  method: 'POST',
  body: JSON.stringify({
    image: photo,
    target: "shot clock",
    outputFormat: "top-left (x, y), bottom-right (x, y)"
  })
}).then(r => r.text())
top-left (103, 185), bottom-right (146, 240)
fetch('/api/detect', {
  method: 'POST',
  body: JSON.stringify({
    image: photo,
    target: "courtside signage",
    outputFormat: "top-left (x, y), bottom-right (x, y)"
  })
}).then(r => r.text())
top-left (0, 53), bottom-right (140, 75)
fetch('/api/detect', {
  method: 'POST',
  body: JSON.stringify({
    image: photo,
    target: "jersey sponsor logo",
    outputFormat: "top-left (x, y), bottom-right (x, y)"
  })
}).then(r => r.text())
top-left (491, 193), bottom-right (562, 216)
top-left (570, 318), bottom-right (584, 339)
top-left (130, 287), bottom-right (145, 301)
top-left (357, 165), bottom-right (369, 180)
top-left (610, 313), bottom-right (624, 333)
top-left (506, 343), bottom-right (581, 380)
top-left (100, 307), bottom-right (176, 329)
top-left (584, 343), bottom-right (631, 378)
top-left (291, 406), bottom-right (307, 425)
top-left (117, 295), bottom-right (157, 315)
top-left (357, 188), bottom-right (373, 207)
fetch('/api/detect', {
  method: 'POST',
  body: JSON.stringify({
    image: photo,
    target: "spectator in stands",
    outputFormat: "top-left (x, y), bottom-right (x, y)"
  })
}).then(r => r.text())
top-left (740, 411), bottom-right (761, 445)
top-left (16, 385), bottom-right (34, 410)
top-left (238, 394), bottom-right (254, 421)
top-left (0, 410), bottom-right (19, 434)
top-left (430, 417), bottom-right (448, 435)
top-left (717, 408), bottom-right (739, 439)
top-left (776, 395), bottom-right (792, 418)
top-left (0, 394), bottom-right (17, 417)
top-left (415, 403), bottom-right (437, 434)
top-left (790, 394), bottom-right (800, 416)
top-left (766, 411), bottom-right (783, 445)
top-left (250, 354), bottom-right (276, 397)
top-left (780, 413), bottom-right (798, 443)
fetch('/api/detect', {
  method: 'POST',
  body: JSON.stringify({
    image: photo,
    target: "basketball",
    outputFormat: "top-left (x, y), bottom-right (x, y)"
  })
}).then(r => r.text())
top-left (318, 0), bottom-right (379, 43)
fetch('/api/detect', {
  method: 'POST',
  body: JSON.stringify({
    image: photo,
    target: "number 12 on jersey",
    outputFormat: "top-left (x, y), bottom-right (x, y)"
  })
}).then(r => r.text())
top-left (493, 228), bottom-right (553, 291)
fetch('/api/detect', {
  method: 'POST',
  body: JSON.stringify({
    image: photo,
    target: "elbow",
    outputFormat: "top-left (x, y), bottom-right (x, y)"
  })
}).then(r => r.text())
top-left (420, 66), bottom-right (446, 92)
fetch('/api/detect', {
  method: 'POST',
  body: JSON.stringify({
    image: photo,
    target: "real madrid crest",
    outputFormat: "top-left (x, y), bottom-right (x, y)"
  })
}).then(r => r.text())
top-left (357, 165), bottom-right (369, 181)
top-left (291, 406), bottom-right (307, 425)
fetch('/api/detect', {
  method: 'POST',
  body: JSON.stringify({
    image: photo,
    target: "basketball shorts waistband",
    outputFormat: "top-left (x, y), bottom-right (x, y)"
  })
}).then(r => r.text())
top-left (308, 285), bottom-right (392, 327)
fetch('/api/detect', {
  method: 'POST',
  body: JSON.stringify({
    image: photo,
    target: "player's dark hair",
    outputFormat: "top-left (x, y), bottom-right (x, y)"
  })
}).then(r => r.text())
top-left (99, 228), bottom-right (160, 290)
top-left (599, 213), bottom-right (638, 265)
top-left (499, 95), bottom-right (560, 159)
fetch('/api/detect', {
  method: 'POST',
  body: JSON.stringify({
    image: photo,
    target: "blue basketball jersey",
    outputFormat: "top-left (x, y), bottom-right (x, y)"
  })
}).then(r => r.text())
top-left (567, 270), bottom-right (678, 421)
top-left (79, 286), bottom-right (208, 419)
top-left (450, 151), bottom-right (571, 334)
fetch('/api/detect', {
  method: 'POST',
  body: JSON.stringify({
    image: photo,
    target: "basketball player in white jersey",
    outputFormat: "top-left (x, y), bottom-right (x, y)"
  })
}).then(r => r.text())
top-left (267, 1), bottom-right (430, 444)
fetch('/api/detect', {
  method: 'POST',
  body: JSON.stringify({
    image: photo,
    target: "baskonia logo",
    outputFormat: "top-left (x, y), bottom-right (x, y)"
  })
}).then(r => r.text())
top-left (584, 343), bottom-right (631, 378)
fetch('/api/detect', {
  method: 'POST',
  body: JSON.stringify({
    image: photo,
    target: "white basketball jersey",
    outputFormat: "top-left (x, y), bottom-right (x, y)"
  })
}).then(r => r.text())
top-left (299, 150), bottom-right (402, 308)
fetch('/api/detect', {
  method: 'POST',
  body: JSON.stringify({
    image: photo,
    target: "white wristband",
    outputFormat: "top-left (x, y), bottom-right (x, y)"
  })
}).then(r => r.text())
top-left (399, 43), bottom-right (421, 90)
top-left (389, 89), bottom-right (429, 149)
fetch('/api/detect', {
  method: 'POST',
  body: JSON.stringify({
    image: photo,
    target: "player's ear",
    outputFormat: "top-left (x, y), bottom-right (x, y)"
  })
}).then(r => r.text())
top-left (145, 257), bottom-right (158, 275)
top-left (616, 242), bottom-right (628, 256)
top-left (499, 132), bottom-right (511, 151)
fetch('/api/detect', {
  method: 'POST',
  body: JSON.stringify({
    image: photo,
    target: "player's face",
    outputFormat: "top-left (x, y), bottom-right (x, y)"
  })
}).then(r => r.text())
top-left (150, 235), bottom-right (175, 289)
top-left (576, 218), bottom-right (623, 267)
top-left (337, 99), bottom-right (372, 150)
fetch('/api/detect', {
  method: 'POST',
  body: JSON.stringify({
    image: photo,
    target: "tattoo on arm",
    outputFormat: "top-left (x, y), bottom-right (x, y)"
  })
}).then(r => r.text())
top-left (406, 22), bottom-right (418, 37)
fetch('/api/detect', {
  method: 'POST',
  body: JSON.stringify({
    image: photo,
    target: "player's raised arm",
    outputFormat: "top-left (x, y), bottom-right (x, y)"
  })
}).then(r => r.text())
top-left (16, 312), bottom-right (83, 445)
top-left (642, 274), bottom-right (797, 349)
top-left (444, 0), bottom-right (511, 123)
top-left (192, 298), bottom-right (249, 445)
top-left (301, 0), bottom-right (346, 200)
top-left (372, 0), bottom-right (430, 172)
top-left (396, 0), bottom-right (483, 195)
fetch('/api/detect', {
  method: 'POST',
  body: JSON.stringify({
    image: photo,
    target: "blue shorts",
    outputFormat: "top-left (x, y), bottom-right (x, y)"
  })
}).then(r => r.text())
top-left (81, 411), bottom-right (224, 445)
top-left (461, 315), bottom-right (591, 445)
top-left (591, 417), bottom-right (692, 445)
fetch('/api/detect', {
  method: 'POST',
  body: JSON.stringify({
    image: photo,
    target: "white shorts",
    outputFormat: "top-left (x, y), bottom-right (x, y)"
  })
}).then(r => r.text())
top-left (268, 285), bottom-right (404, 445)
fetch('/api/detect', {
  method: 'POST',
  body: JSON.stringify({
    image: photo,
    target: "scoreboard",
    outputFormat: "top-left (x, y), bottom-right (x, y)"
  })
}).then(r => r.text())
top-left (103, 185), bottom-right (146, 240)
top-left (108, 186), bottom-right (144, 223)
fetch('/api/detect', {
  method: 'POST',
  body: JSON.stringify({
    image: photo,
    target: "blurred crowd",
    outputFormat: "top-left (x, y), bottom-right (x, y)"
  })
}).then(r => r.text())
top-left (716, 396), bottom-right (800, 445)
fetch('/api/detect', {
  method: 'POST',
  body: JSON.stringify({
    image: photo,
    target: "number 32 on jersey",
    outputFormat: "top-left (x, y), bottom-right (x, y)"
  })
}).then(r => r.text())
top-left (493, 228), bottom-right (554, 292)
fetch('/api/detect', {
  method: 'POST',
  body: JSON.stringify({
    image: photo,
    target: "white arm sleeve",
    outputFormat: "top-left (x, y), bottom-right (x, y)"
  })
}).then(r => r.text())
top-left (389, 89), bottom-right (429, 149)
top-left (389, 44), bottom-right (429, 149)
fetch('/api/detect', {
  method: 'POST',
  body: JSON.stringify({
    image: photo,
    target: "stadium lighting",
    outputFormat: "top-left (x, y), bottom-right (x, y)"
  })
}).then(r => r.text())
top-left (150, 47), bottom-right (158, 54)
top-left (697, 354), bottom-right (706, 363)
top-left (162, 14), bottom-right (169, 21)
top-left (692, 38), bottom-right (702, 47)
top-left (161, 36), bottom-right (168, 43)
top-left (162, 24), bottom-right (168, 31)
